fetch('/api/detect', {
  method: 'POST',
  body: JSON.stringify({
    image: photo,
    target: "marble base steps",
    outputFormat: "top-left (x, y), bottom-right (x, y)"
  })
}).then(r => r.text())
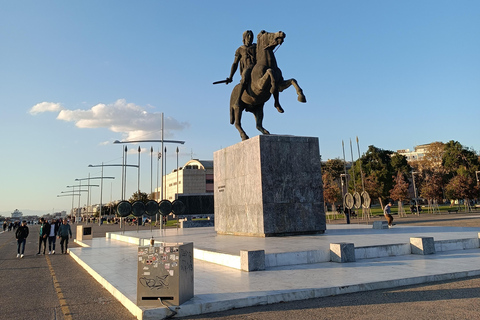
top-left (69, 245), bottom-right (480, 320)
top-left (373, 221), bottom-right (389, 229)
top-left (106, 232), bottom-right (480, 270)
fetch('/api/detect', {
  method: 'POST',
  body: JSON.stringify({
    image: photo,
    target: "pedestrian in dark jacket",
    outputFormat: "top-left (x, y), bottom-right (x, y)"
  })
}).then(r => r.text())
top-left (57, 219), bottom-right (72, 254)
top-left (37, 218), bottom-right (50, 255)
top-left (15, 220), bottom-right (29, 258)
top-left (48, 219), bottom-right (58, 254)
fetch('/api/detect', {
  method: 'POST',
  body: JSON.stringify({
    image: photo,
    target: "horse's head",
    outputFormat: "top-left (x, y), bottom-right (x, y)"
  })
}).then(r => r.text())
top-left (257, 30), bottom-right (286, 50)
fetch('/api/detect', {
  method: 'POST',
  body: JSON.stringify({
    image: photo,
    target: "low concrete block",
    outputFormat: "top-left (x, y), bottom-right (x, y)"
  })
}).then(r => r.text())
top-left (373, 221), bottom-right (388, 229)
top-left (435, 238), bottom-right (480, 252)
top-left (240, 250), bottom-right (265, 272)
top-left (330, 243), bottom-right (356, 263)
top-left (410, 237), bottom-right (436, 255)
top-left (180, 220), bottom-right (214, 228)
top-left (355, 243), bottom-right (411, 260)
top-left (76, 225), bottom-right (93, 241)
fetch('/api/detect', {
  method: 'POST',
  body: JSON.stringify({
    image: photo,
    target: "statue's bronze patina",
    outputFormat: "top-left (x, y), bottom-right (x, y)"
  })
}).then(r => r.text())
top-left (216, 30), bottom-right (306, 141)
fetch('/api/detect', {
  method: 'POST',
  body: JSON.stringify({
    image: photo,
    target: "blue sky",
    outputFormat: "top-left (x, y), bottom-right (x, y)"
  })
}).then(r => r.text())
top-left (1, 1), bottom-right (479, 216)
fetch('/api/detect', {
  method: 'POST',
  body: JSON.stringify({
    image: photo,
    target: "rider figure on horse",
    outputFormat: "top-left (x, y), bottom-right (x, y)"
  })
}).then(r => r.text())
top-left (226, 30), bottom-right (256, 108)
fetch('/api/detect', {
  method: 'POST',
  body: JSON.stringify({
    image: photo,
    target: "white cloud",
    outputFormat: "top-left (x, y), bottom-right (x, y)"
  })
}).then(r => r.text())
top-left (29, 102), bottom-right (64, 115)
top-left (32, 99), bottom-right (189, 140)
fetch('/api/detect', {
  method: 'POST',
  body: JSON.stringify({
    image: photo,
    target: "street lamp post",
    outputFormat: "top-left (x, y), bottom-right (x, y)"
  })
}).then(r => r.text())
top-left (150, 147), bottom-right (153, 197)
top-left (113, 138), bottom-right (185, 200)
top-left (176, 147), bottom-right (179, 196)
top-left (63, 187), bottom-right (91, 222)
top-left (113, 113), bottom-right (185, 228)
top-left (75, 176), bottom-right (114, 225)
top-left (412, 171), bottom-right (419, 215)
top-left (164, 147), bottom-right (167, 200)
top-left (57, 192), bottom-right (82, 220)
top-left (89, 163), bottom-right (137, 226)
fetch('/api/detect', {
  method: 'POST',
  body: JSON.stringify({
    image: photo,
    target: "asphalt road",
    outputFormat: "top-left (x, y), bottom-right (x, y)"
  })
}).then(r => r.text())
top-left (1, 214), bottom-right (480, 320)
top-left (0, 222), bottom-right (138, 320)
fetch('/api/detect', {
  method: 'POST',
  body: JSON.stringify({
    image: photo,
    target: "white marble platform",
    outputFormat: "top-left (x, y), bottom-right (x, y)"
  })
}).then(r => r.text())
top-left (70, 224), bottom-right (480, 320)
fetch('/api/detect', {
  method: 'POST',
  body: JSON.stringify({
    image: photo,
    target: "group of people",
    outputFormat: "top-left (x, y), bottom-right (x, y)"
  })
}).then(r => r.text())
top-left (3, 220), bottom-right (18, 232)
top-left (15, 218), bottom-right (72, 258)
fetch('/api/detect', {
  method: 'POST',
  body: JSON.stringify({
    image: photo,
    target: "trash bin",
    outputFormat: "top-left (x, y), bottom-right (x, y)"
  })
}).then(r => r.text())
top-left (137, 242), bottom-right (194, 307)
top-left (76, 225), bottom-right (92, 241)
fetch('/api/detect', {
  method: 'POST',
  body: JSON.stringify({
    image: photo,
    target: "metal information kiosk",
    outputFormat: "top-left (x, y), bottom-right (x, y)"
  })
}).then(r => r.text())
top-left (137, 242), bottom-right (194, 307)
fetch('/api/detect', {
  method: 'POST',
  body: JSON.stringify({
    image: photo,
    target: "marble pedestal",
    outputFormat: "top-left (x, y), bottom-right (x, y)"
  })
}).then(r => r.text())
top-left (214, 135), bottom-right (326, 237)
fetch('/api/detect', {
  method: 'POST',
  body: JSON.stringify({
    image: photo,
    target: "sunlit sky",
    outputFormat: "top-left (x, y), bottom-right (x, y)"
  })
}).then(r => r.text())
top-left (1, 1), bottom-right (479, 216)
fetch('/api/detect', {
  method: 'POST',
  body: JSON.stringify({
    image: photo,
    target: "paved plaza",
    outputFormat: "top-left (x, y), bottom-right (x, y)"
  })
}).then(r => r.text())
top-left (69, 217), bottom-right (480, 320)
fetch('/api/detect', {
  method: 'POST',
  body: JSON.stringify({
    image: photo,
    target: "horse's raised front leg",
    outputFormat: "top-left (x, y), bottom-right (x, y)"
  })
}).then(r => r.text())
top-left (278, 78), bottom-right (307, 103)
top-left (253, 104), bottom-right (270, 135)
top-left (257, 68), bottom-right (277, 95)
top-left (256, 68), bottom-right (285, 113)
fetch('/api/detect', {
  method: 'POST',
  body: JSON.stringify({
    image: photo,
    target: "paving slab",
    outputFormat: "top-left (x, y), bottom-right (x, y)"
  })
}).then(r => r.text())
top-left (69, 224), bottom-right (480, 320)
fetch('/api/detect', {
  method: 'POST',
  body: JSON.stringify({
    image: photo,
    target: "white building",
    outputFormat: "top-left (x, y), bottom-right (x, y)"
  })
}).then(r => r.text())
top-left (11, 209), bottom-right (23, 219)
top-left (397, 143), bottom-right (438, 162)
top-left (154, 159), bottom-right (214, 201)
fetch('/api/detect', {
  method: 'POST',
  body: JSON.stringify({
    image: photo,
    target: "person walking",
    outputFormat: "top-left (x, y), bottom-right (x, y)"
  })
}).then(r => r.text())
top-left (384, 202), bottom-right (395, 227)
top-left (37, 218), bottom-right (50, 255)
top-left (57, 219), bottom-right (72, 254)
top-left (48, 219), bottom-right (58, 254)
top-left (15, 220), bottom-right (29, 258)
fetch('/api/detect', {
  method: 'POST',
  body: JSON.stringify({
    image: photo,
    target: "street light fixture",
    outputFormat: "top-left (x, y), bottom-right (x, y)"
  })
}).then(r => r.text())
top-left (113, 139), bottom-right (185, 201)
top-left (113, 139), bottom-right (185, 145)
top-left (176, 147), bottom-right (179, 196)
top-left (76, 176), bottom-right (114, 225)
top-left (66, 184), bottom-right (98, 223)
top-left (412, 171), bottom-right (419, 215)
top-left (89, 163), bottom-right (138, 200)
top-left (89, 163), bottom-right (136, 225)
top-left (113, 113), bottom-right (186, 228)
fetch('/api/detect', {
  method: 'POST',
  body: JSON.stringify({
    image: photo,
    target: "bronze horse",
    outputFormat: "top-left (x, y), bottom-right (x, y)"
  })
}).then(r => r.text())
top-left (230, 30), bottom-right (306, 141)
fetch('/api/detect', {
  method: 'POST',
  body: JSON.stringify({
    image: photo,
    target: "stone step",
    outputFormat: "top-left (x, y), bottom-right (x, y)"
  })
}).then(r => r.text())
top-left (105, 232), bottom-right (480, 271)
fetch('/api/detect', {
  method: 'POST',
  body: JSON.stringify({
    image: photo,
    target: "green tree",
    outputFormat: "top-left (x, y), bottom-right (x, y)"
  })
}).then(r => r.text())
top-left (420, 173), bottom-right (444, 203)
top-left (322, 158), bottom-right (345, 181)
top-left (352, 145), bottom-right (410, 207)
top-left (444, 174), bottom-right (477, 211)
top-left (412, 142), bottom-right (447, 209)
top-left (390, 171), bottom-right (410, 216)
top-left (443, 140), bottom-right (479, 177)
top-left (419, 173), bottom-right (444, 213)
top-left (414, 142), bottom-right (445, 176)
top-left (391, 153), bottom-right (411, 176)
top-left (390, 171), bottom-right (409, 202)
top-left (322, 172), bottom-right (342, 211)
top-left (129, 191), bottom-right (149, 203)
top-left (364, 174), bottom-right (382, 204)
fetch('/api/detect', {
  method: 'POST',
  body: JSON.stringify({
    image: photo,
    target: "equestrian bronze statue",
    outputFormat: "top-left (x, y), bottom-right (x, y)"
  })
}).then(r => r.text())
top-left (215, 30), bottom-right (306, 141)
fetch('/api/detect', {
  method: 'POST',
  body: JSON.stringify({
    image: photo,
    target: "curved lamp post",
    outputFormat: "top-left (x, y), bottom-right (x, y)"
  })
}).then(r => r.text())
top-left (89, 163), bottom-right (137, 227)
top-left (76, 176), bottom-right (114, 225)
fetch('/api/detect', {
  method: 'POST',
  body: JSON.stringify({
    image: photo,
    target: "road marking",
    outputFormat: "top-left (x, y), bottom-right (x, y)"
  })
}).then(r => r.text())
top-left (46, 255), bottom-right (73, 320)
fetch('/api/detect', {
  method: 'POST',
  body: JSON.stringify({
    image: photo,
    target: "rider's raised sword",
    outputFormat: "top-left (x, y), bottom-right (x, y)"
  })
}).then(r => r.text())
top-left (213, 78), bottom-right (231, 85)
